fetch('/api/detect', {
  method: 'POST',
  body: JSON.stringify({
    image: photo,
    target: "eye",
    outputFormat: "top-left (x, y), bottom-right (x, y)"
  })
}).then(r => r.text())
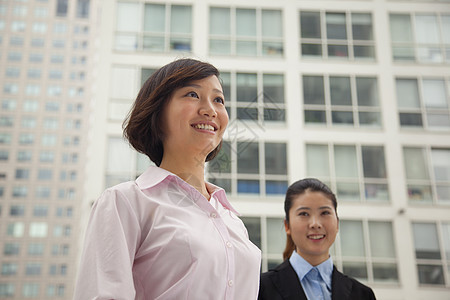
top-left (214, 97), bottom-right (225, 104)
top-left (322, 211), bottom-right (331, 215)
top-left (298, 211), bottom-right (309, 217)
top-left (186, 91), bottom-right (199, 98)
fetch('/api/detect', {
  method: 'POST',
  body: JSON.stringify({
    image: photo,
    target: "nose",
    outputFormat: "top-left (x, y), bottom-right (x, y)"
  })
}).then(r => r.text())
top-left (199, 99), bottom-right (217, 118)
top-left (309, 215), bottom-right (322, 229)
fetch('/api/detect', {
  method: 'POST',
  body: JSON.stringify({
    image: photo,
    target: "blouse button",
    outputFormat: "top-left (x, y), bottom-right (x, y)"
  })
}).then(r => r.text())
top-left (226, 241), bottom-right (232, 248)
top-left (210, 212), bottom-right (217, 218)
top-left (228, 280), bottom-right (234, 287)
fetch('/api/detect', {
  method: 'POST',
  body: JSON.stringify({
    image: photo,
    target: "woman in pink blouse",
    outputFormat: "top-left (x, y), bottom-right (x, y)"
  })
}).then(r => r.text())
top-left (74, 58), bottom-right (261, 299)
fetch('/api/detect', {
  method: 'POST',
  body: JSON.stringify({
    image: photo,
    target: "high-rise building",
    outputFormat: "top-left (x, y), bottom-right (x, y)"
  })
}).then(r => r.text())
top-left (1, 0), bottom-right (449, 299)
top-left (0, 0), bottom-right (98, 298)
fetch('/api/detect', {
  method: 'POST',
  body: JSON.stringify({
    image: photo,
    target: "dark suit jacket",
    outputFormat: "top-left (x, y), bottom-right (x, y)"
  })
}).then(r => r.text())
top-left (258, 260), bottom-right (376, 300)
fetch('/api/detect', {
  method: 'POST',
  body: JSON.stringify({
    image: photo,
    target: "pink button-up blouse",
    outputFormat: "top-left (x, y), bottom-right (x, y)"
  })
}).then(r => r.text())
top-left (74, 166), bottom-right (261, 300)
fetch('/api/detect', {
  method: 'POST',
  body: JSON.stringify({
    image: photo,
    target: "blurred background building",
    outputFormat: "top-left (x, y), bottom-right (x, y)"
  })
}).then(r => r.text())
top-left (1, 0), bottom-right (449, 299)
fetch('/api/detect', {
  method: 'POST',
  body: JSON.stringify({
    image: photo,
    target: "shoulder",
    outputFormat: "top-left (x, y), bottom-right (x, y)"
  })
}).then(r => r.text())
top-left (332, 268), bottom-right (376, 299)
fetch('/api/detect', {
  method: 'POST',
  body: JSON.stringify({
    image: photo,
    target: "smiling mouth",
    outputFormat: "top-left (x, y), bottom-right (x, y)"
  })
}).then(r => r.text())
top-left (308, 235), bottom-right (325, 240)
top-left (191, 123), bottom-right (216, 132)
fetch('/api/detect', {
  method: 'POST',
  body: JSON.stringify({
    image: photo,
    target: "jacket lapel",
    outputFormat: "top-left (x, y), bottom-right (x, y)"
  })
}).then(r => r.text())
top-left (331, 267), bottom-right (353, 300)
top-left (270, 260), bottom-right (308, 300)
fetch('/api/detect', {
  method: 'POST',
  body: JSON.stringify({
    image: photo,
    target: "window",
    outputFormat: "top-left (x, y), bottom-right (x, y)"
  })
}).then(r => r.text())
top-left (37, 169), bottom-right (52, 180)
top-left (27, 69), bottom-right (41, 79)
top-left (390, 13), bottom-right (450, 63)
top-left (7, 222), bottom-right (24, 237)
top-left (115, 2), bottom-right (192, 52)
top-left (300, 11), bottom-right (375, 60)
top-left (10, 36), bottom-right (24, 46)
top-left (207, 141), bottom-right (288, 195)
top-left (333, 220), bottom-right (398, 283)
top-left (32, 22), bottom-right (47, 33)
top-left (303, 75), bottom-right (381, 127)
top-left (0, 150), bottom-right (8, 160)
top-left (306, 143), bottom-right (389, 202)
top-left (241, 216), bottom-right (286, 271)
top-left (10, 205), bottom-right (25, 216)
top-left (47, 284), bottom-right (65, 297)
top-left (0, 116), bottom-right (14, 127)
top-left (404, 147), bottom-right (450, 204)
top-left (0, 133), bottom-right (12, 144)
top-left (25, 84), bottom-right (41, 96)
top-left (56, 0), bottom-right (68, 16)
top-left (22, 283), bottom-right (39, 297)
top-left (35, 186), bottom-right (51, 198)
top-left (41, 134), bottom-right (57, 146)
top-left (19, 133), bottom-right (35, 145)
top-left (1, 263), bottom-right (18, 276)
top-left (4, 83), bottom-right (18, 94)
top-left (33, 205), bottom-right (48, 217)
top-left (105, 137), bottom-right (152, 188)
top-left (23, 100), bottom-right (39, 112)
top-left (2, 99), bottom-right (16, 111)
top-left (31, 38), bottom-right (45, 47)
top-left (412, 222), bottom-right (450, 286)
top-left (26, 263), bottom-right (42, 275)
top-left (28, 243), bottom-right (44, 255)
top-left (0, 283), bottom-right (15, 297)
top-left (221, 71), bottom-right (285, 124)
top-left (15, 169), bottom-right (29, 179)
top-left (209, 7), bottom-right (283, 57)
top-left (29, 53), bottom-right (44, 63)
top-left (396, 77), bottom-right (450, 129)
top-left (11, 21), bottom-right (26, 32)
top-left (4, 243), bottom-right (20, 256)
top-left (34, 7), bottom-right (48, 17)
top-left (29, 222), bottom-right (48, 238)
top-left (77, 0), bottom-right (89, 18)
top-left (13, 186), bottom-right (28, 198)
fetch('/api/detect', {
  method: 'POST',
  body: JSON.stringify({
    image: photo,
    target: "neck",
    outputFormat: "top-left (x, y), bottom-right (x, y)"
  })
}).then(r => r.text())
top-left (160, 153), bottom-right (210, 200)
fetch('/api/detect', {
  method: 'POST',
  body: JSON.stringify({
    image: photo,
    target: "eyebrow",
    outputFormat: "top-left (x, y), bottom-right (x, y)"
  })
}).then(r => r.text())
top-left (184, 84), bottom-right (224, 95)
top-left (295, 206), bottom-right (333, 211)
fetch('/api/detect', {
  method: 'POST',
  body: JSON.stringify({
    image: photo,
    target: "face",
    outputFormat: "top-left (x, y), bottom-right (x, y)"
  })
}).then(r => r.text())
top-left (161, 75), bottom-right (228, 160)
top-left (285, 190), bottom-right (339, 266)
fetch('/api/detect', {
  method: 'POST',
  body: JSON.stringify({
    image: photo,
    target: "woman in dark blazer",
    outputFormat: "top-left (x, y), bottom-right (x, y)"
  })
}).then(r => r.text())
top-left (259, 178), bottom-right (376, 300)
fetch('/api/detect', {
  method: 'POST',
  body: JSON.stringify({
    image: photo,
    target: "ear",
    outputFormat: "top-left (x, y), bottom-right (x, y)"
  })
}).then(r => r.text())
top-left (284, 219), bottom-right (291, 235)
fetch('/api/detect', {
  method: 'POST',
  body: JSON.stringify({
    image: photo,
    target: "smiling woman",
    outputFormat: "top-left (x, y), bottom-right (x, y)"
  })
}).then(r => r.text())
top-left (258, 178), bottom-right (376, 300)
top-left (74, 58), bottom-right (261, 300)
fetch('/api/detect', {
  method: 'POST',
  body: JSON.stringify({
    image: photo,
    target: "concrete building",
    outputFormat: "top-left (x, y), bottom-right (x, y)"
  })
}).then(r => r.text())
top-left (1, 0), bottom-right (449, 299)
top-left (0, 0), bottom-right (98, 298)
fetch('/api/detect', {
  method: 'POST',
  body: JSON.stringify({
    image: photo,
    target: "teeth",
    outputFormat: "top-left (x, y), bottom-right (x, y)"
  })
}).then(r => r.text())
top-left (193, 124), bottom-right (214, 131)
top-left (309, 235), bottom-right (324, 240)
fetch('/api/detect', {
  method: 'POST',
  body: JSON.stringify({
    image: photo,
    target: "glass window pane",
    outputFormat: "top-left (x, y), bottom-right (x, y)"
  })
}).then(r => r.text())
top-left (266, 181), bottom-right (288, 195)
top-left (442, 223), bottom-right (450, 260)
top-left (332, 111), bottom-right (353, 125)
top-left (264, 108), bottom-right (285, 122)
top-left (330, 77), bottom-right (352, 106)
top-left (265, 143), bottom-right (287, 175)
top-left (422, 79), bottom-right (447, 109)
top-left (356, 77), bottom-right (379, 107)
top-left (442, 15), bottom-right (450, 44)
top-left (107, 137), bottom-right (134, 173)
top-left (413, 223), bottom-right (441, 259)
top-left (267, 218), bottom-right (286, 254)
top-left (305, 110), bottom-right (326, 124)
top-left (171, 5), bottom-right (191, 34)
top-left (221, 72), bottom-right (231, 101)
top-left (238, 180), bottom-right (260, 193)
top-left (241, 217), bottom-right (261, 248)
top-left (436, 185), bottom-right (450, 203)
top-left (415, 15), bottom-right (440, 44)
top-left (144, 4), bottom-right (165, 33)
top-left (340, 220), bottom-right (365, 257)
top-left (336, 182), bottom-right (360, 201)
top-left (237, 107), bottom-right (258, 120)
top-left (352, 13), bottom-right (373, 40)
top-left (399, 113), bottom-right (423, 127)
top-left (300, 11), bottom-right (321, 38)
top-left (354, 45), bottom-right (375, 59)
top-left (302, 43), bottom-right (322, 56)
top-left (427, 113), bottom-right (450, 128)
top-left (237, 142), bottom-right (259, 174)
top-left (431, 148), bottom-right (450, 181)
top-left (237, 73), bottom-right (257, 102)
top-left (236, 41), bottom-right (256, 56)
top-left (359, 112), bottom-right (381, 127)
top-left (236, 9), bottom-right (256, 36)
top-left (326, 13), bottom-right (347, 39)
top-left (362, 146), bottom-right (386, 178)
top-left (390, 14), bottom-right (413, 43)
top-left (328, 44), bottom-right (348, 58)
top-left (262, 10), bottom-right (282, 38)
top-left (369, 221), bottom-right (395, 258)
top-left (303, 76), bottom-right (325, 105)
top-left (373, 263), bottom-right (398, 282)
top-left (263, 74), bottom-right (284, 104)
top-left (210, 7), bottom-right (230, 35)
top-left (111, 67), bottom-right (136, 99)
top-left (208, 141), bottom-right (231, 173)
top-left (334, 145), bottom-right (358, 178)
top-left (417, 264), bottom-right (444, 285)
top-left (306, 144), bottom-right (329, 177)
top-left (116, 2), bottom-right (140, 32)
top-left (404, 147), bottom-right (430, 180)
top-left (343, 262), bottom-right (368, 280)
